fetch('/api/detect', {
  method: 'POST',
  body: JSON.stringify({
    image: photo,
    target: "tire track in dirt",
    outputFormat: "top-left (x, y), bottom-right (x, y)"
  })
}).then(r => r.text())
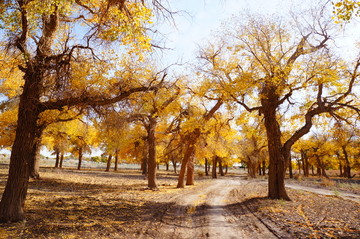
top-left (140, 178), bottom-right (279, 239)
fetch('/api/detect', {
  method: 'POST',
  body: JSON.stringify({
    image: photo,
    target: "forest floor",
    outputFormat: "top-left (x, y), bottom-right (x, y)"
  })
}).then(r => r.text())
top-left (0, 165), bottom-right (359, 239)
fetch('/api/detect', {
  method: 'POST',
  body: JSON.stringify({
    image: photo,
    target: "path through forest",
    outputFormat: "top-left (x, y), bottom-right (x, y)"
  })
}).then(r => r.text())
top-left (139, 178), bottom-right (278, 239)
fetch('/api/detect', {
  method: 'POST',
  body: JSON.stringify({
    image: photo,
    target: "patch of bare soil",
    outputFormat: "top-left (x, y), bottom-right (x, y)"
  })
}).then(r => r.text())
top-left (0, 165), bottom-right (360, 238)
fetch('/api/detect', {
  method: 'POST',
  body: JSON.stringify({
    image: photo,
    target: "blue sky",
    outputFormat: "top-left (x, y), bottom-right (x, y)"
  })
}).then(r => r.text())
top-left (155, 0), bottom-right (360, 67)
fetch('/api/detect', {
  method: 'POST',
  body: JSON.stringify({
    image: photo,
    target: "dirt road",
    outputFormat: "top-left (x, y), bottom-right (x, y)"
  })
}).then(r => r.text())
top-left (139, 178), bottom-right (279, 239)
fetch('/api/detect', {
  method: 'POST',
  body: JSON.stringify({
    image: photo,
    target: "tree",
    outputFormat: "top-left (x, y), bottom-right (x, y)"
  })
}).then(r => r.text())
top-left (199, 13), bottom-right (359, 200)
top-left (238, 115), bottom-right (268, 178)
top-left (176, 98), bottom-right (223, 188)
top-left (129, 82), bottom-right (181, 189)
top-left (0, 0), bottom-right (164, 222)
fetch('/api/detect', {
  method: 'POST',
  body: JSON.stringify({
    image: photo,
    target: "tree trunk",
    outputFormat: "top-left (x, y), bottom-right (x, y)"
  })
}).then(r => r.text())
top-left (219, 158), bottom-right (224, 176)
top-left (59, 154), bottom-right (64, 168)
top-left (105, 154), bottom-right (112, 172)
top-left (141, 156), bottom-right (148, 175)
top-left (0, 71), bottom-right (42, 222)
top-left (77, 147), bottom-right (83, 170)
top-left (225, 164), bottom-right (228, 175)
top-left (177, 100), bottom-right (222, 188)
top-left (339, 162), bottom-right (343, 177)
top-left (259, 164), bottom-right (262, 176)
top-left (166, 163), bottom-right (169, 171)
top-left (186, 156), bottom-right (194, 185)
top-left (315, 155), bottom-right (328, 178)
top-left (30, 138), bottom-right (42, 179)
top-left (147, 117), bottom-right (157, 189)
top-left (262, 160), bottom-right (266, 175)
top-left (114, 151), bottom-right (119, 171)
top-left (212, 156), bottom-right (218, 179)
top-left (55, 151), bottom-right (60, 168)
top-left (262, 87), bottom-right (290, 200)
top-left (301, 150), bottom-right (309, 177)
top-left (311, 165), bottom-right (314, 176)
top-left (177, 129), bottom-right (200, 188)
top-left (247, 157), bottom-right (257, 178)
top-left (289, 156), bottom-right (293, 179)
top-left (205, 158), bottom-right (209, 176)
top-left (342, 146), bottom-right (351, 178)
top-left (172, 159), bottom-right (177, 174)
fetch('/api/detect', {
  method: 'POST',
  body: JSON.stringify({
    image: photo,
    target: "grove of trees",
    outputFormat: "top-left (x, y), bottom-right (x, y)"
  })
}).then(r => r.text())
top-left (0, 0), bottom-right (359, 222)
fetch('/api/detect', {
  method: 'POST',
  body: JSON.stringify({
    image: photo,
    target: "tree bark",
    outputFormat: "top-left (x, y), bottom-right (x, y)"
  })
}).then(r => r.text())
top-left (177, 129), bottom-right (200, 188)
top-left (147, 116), bottom-right (157, 189)
top-left (219, 158), bottom-right (224, 176)
top-left (172, 159), bottom-right (177, 174)
top-left (0, 65), bottom-right (43, 222)
top-left (289, 156), bottom-right (293, 179)
top-left (212, 156), bottom-right (218, 179)
top-left (114, 151), bottom-right (118, 171)
top-left (77, 147), bottom-right (83, 170)
top-left (262, 160), bottom-right (266, 175)
top-left (205, 158), bottom-right (209, 176)
top-left (186, 156), bottom-right (195, 185)
top-left (105, 154), bottom-right (112, 172)
top-left (55, 151), bottom-right (60, 168)
top-left (59, 154), bottom-right (64, 168)
top-left (342, 146), bottom-right (351, 178)
top-left (262, 87), bottom-right (290, 201)
top-left (29, 138), bottom-right (42, 179)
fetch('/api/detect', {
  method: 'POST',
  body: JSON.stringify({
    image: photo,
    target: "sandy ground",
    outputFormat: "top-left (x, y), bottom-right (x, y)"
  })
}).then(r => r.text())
top-left (0, 165), bottom-right (360, 238)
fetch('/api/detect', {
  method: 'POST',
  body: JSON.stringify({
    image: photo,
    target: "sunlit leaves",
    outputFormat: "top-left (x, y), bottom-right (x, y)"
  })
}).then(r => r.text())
top-left (333, 0), bottom-right (360, 22)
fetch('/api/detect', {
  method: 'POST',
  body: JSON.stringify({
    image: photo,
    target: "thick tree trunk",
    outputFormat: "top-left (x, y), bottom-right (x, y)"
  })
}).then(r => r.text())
top-left (30, 138), bottom-right (42, 179)
top-left (177, 129), bottom-right (200, 188)
top-left (0, 72), bottom-right (42, 222)
top-left (77, 147), bottom-right (83, 170)
top-left (342, 146), bottom-right (351, 178)
top-left (147, 117), bottom-right (157, 189)
top-left (166, 163), bottom-right (169, 171)
top-left (262, 88), bottom-right (290, 201)
top-left (219, 158), bottom-right (224, 176)
top-left (141, 156), bottom-right (148, 175)
top-left (212, 156), bottom-right (218, 179)
top-left (105, 154), bottom-right (112, 172)
top-left (247, 157), bottom-right (257, 178)
top-left (186, 156), bottom-right (194, 185)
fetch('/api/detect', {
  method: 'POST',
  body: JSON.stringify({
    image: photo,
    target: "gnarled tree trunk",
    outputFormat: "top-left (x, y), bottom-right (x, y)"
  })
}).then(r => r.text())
top-left (177, 129), bottom-right (200, 188)
top-left (262, 87), bottom-right (290, 201)
top-left (0, 67), bottom-right (43, 222)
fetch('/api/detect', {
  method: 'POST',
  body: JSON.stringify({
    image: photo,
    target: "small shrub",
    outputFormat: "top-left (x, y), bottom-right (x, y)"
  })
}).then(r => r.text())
top-left (293, 174), bottom-right (303, 181)
top-left (320, 178), bottom-right (336, 187)
top-left (197, 170), bottom-right (205, 177)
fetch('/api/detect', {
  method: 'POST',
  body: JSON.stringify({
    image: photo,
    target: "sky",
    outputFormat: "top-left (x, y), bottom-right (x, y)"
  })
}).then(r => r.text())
top-left (155, 0), bottom-right (360, 68)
